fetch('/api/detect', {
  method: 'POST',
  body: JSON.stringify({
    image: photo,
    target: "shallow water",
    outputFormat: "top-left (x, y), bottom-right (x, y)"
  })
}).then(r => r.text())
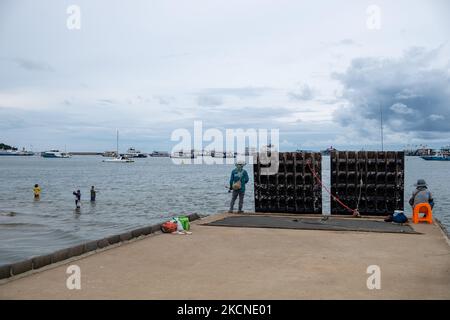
top-left (0, 155), bottom-right (448, 265)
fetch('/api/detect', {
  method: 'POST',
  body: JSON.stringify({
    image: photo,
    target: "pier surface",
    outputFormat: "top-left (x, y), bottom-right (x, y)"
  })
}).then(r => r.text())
top-left (1, 213), bottom-right (449, 299)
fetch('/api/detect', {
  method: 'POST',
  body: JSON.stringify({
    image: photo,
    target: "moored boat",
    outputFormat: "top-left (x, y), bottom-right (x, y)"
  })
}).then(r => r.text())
top-left (150, 151), bottom-right (169, 157)
top-left (421, 154), bottom-right (450, 161)
top-left (170, 150), bottom-right (196, 159)
top-left (0, 149), bottom-right (34, 156)
top-left (102, 155), bottom-right (134, 163)
top-left (125, 147), bottom-right (147, 158)
top-left (102, 130), bottom-right (135, 163)
top-left (41, 150), bottom-right (71, 158)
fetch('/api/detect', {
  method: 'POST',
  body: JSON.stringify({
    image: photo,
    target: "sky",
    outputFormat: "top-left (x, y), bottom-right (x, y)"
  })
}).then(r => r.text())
top-left (0, 0), bottom-right (449, 152)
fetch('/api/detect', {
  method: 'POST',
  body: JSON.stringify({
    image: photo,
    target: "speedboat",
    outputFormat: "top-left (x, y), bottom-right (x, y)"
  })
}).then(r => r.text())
top-left (102, 155), bottom-right (134, 163)
top-left (41, 150), bottom-right (71, 158)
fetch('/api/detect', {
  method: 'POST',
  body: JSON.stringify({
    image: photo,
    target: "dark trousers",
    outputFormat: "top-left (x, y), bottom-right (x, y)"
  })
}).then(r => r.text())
top-left (230, 190), bottom-right (245, 211)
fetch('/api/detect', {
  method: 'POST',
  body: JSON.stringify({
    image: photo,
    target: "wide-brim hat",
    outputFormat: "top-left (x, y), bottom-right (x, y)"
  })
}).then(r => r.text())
top-left (414, 179), bottom-right (427, 187)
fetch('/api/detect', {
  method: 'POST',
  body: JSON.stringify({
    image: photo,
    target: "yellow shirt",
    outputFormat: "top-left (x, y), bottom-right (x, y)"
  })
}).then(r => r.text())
top-left (33, 187), bottom-right (41, 196)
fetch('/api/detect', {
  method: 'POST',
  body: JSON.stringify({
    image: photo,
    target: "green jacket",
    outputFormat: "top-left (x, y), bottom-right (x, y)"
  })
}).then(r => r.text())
top-left (229, 169), bottom-right (249, 192)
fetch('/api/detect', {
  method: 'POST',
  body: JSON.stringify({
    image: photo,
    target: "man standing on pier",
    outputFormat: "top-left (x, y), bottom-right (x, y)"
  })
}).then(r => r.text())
top-left (228, 160), bottom-right (249, 213)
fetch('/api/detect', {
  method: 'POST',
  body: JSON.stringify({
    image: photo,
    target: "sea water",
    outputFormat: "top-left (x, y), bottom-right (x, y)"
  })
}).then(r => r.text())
top-left (0, 156), bottom-right (448, 264)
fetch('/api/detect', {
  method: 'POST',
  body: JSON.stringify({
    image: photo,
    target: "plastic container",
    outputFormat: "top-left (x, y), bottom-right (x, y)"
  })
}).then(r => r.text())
top-left (177, 216), bottom-right (190, 231)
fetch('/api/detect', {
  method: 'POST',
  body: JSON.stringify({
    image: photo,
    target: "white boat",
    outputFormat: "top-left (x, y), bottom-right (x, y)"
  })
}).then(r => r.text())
top-left (0, 148), bottom-right (34, 156)
top-left (125, 147), bottom-right (147, 158)
top-left (41, 150), bottom-right (71, 158)
top-left (212, 151), bottom-right (236, 158)
top-left (102, 130), bottom-right (134, 163)
top-left (103, 155), bottom-right (134, 163)
top-left (150, 151), bottom-right (169, 157)
top-left (170, 150), bottom-right (196, 159)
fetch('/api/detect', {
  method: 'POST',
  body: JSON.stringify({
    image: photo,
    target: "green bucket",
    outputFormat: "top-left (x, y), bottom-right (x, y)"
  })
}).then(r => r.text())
top-left (178, 216), bottom-right (190, 231)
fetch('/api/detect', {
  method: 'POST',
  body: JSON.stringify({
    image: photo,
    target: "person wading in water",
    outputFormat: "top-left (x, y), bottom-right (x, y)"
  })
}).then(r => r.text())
top-left (73, 189), bottom-right (81, 209)
top-left (90, 186), bottom-right (97, 202)
top-left (33, 184), bottom-right (41, 200)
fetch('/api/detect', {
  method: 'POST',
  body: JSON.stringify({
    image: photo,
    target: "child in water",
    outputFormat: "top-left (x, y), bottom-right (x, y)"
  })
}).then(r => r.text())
top-left (33, 184), bottom-right (41, 199)
top-left (73, 190), bottom-right (81, 208)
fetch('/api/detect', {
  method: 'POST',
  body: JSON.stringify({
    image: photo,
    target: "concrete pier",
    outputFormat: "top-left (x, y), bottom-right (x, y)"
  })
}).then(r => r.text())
top-left (0, 213), bottom-right (449, 299)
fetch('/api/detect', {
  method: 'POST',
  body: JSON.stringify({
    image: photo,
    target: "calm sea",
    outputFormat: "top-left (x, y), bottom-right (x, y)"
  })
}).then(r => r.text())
top-left (0, 156), bottom-right (449, 265)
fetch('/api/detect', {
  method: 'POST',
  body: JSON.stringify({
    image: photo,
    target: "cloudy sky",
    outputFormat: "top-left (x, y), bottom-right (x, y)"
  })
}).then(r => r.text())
top-left (1, 0), bottom-right (449, 152)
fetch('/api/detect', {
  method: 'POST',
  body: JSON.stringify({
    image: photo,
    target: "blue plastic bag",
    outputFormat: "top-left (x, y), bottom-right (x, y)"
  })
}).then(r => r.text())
top-left (392, 211), bottom-right (408, 223)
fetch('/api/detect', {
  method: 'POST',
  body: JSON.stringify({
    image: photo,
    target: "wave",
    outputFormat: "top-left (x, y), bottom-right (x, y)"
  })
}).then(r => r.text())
top-left (0, 222), bottom-right (43, 228)
top-left (0, 211), bottom-right (18, 217)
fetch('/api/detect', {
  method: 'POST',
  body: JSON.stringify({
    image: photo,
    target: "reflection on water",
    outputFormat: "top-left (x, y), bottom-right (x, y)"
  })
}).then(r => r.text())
top-left (0, 156), bottom-right (449, 264)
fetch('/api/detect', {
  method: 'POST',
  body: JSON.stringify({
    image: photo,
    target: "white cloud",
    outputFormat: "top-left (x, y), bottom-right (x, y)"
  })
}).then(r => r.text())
top-left (429, 114), bottom-right (445, 121)
top-left (390, 103), bottom-right (414, 114)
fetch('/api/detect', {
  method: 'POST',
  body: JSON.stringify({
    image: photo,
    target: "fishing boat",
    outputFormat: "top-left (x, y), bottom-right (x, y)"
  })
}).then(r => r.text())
top-left (421, 153), bottom-right (450, 161)
top-left (41, 150), bottom-right (71, 158)
top-left (102, 130), bottom-right (134, 163)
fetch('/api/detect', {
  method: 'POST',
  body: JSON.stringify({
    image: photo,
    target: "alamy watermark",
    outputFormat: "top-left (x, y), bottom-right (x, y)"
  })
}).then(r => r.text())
top-left (66, 5), bottom-right (81, 30)
top-left (170, 121), bottom-right (279, 175)
top-left (66, 265), bottom-right (81, 290)
top-left (366, 265), bottom-right (381, 290)
top-left (366, 5), bottom-right (381, 30)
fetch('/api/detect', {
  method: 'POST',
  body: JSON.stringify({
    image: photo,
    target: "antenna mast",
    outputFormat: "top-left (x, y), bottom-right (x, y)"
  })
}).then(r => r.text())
top-left (116, 130), bottom-right (119, 156)
top-left (380, 103), bottom-right (384, 151)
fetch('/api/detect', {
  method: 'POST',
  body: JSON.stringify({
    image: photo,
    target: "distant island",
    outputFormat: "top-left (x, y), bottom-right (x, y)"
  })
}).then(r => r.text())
top-left (0, 143), bottom-right (17, 151)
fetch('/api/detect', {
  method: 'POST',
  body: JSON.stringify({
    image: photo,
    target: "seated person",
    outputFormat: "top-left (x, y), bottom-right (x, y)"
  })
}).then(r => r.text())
top-left (385, 179), bottom-right (433, 223)
top-left (409, 179), bottom-right (434, 210)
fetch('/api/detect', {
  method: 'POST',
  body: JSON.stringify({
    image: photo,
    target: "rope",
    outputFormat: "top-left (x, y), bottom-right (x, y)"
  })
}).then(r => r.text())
top-left (306, 159), bottom-right (360, 216)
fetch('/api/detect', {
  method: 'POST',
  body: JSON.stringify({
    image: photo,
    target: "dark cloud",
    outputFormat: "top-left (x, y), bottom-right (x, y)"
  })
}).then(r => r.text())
top-left (332, 46), bottom-right (450, 136)
top-left (13, 58), bottom-right (53, 72)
